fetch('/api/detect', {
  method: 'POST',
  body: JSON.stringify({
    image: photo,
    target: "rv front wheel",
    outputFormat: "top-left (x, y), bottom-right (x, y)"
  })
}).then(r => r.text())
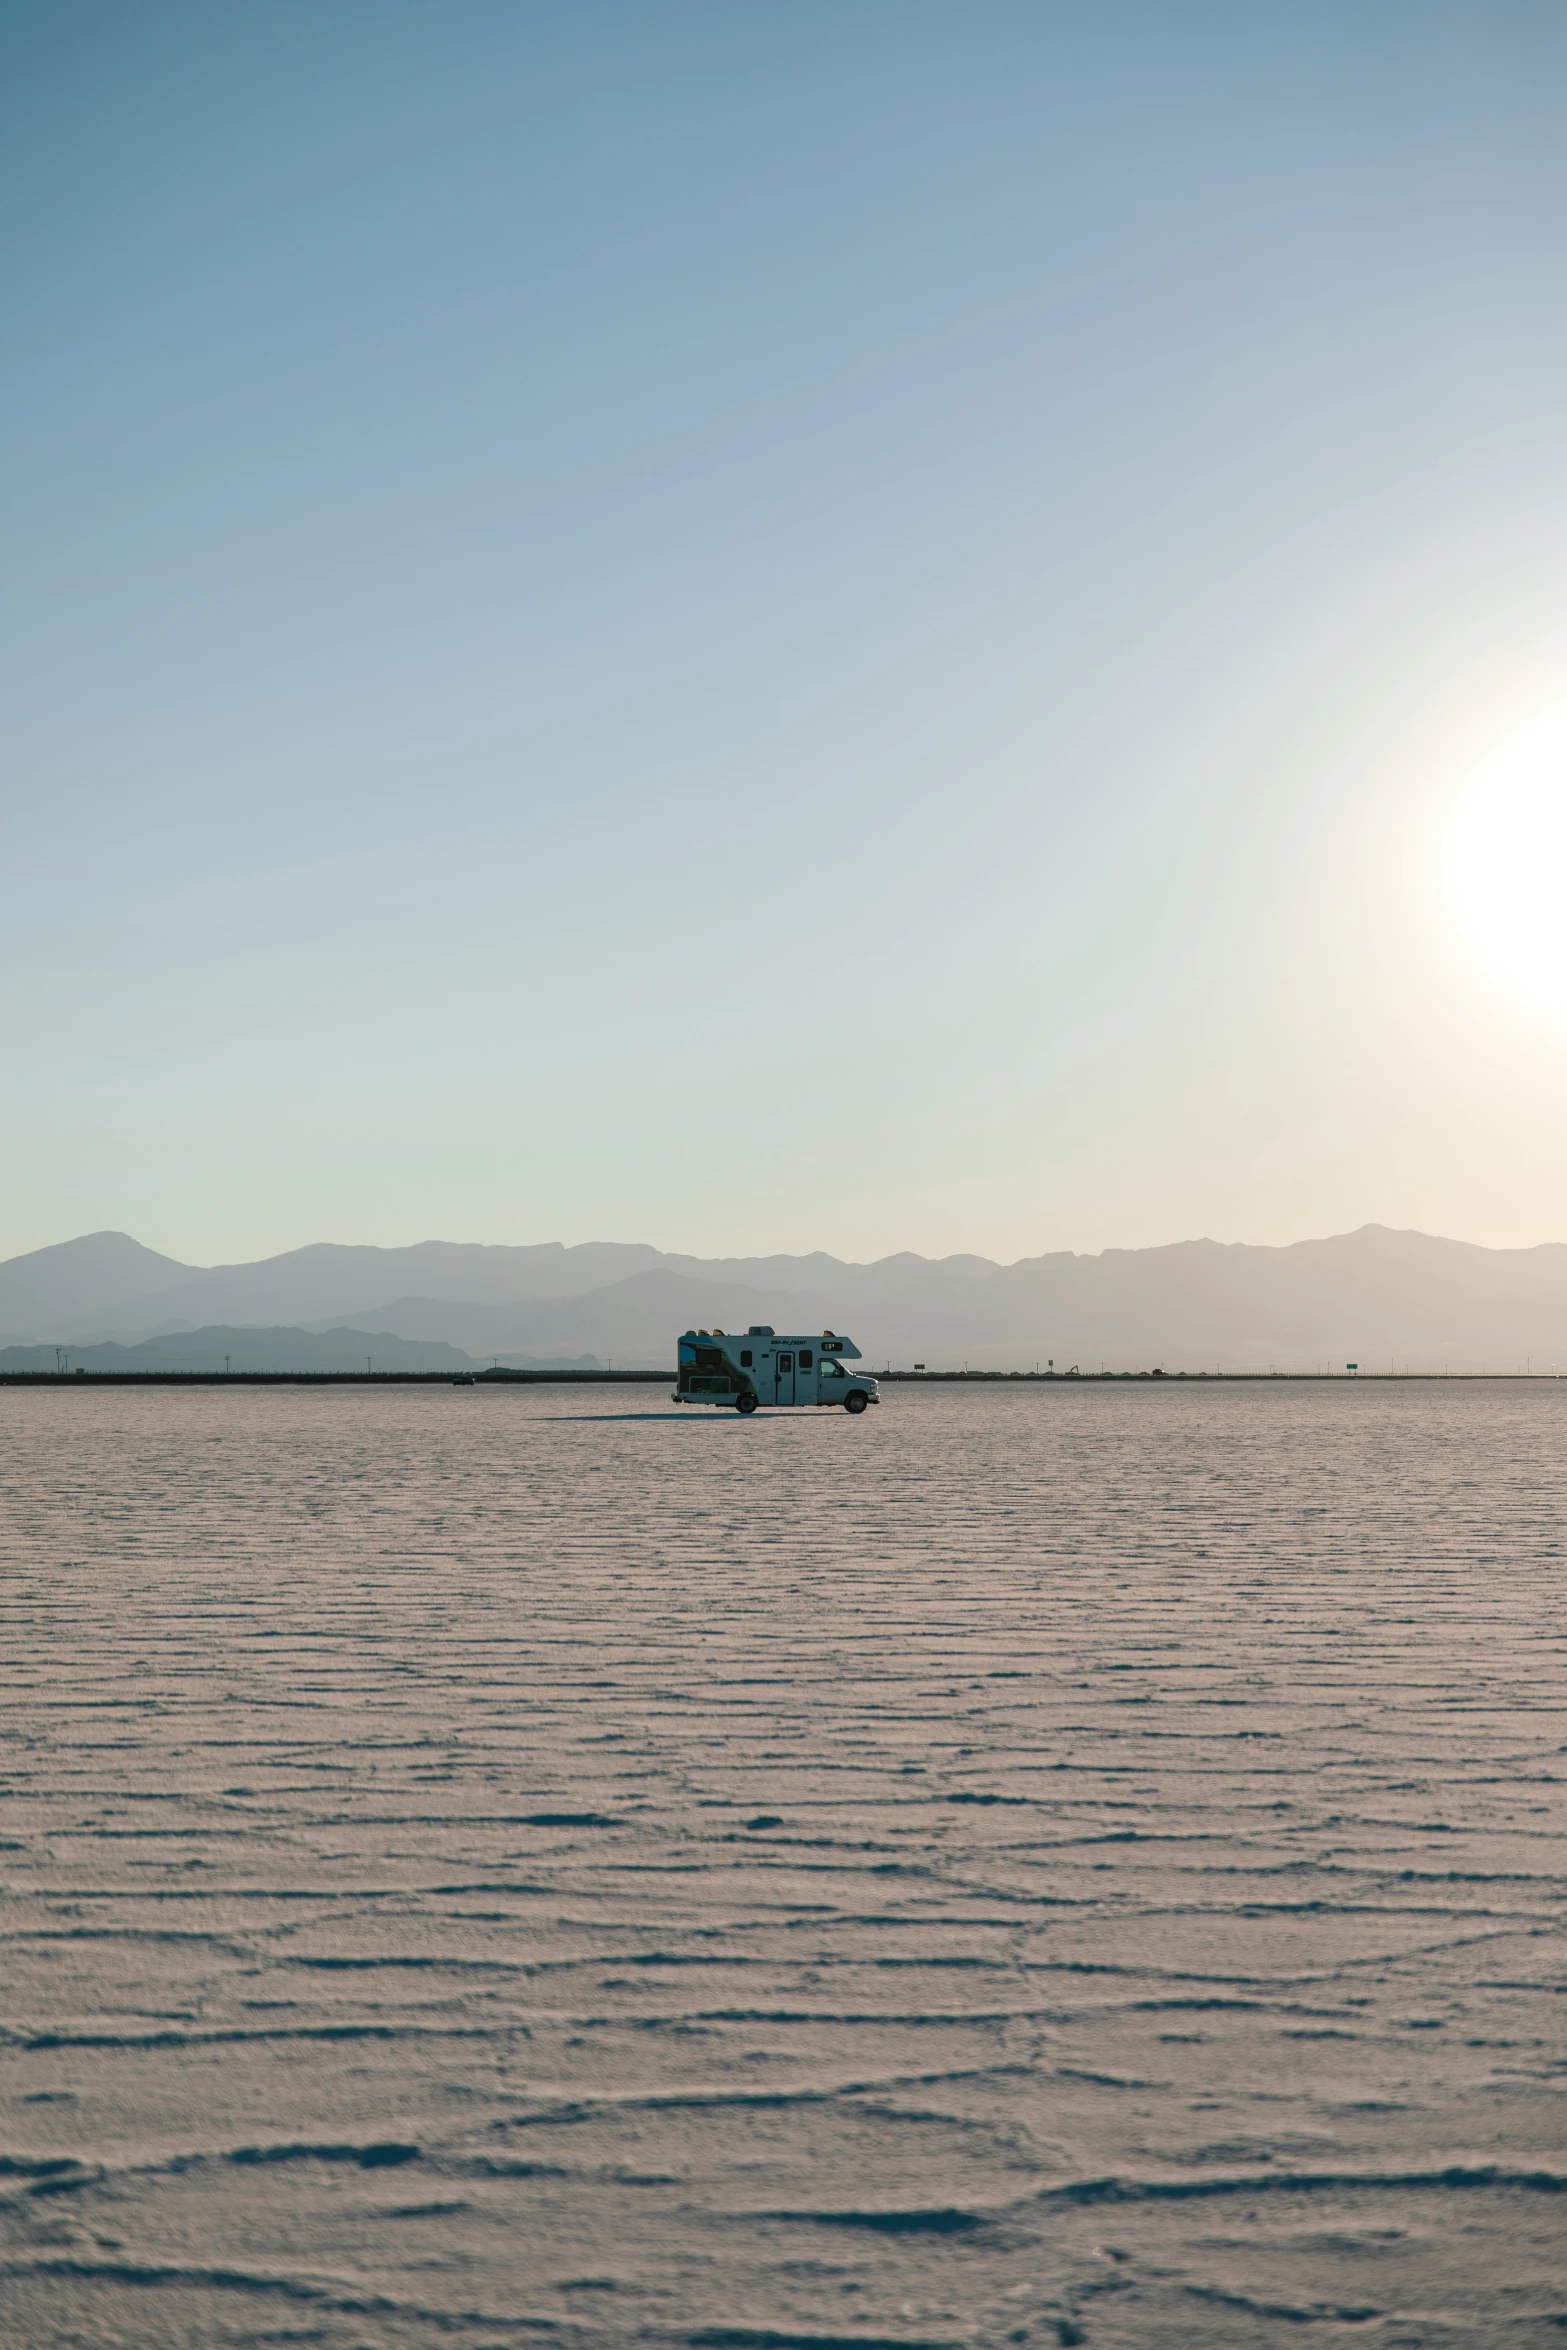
top-left (844, 1391), bottom-right (869, 1415)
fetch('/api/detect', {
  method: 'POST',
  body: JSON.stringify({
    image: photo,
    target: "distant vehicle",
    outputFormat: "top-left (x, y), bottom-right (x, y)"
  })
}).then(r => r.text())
top-left (673, 1327), bottom-right (879, 1415)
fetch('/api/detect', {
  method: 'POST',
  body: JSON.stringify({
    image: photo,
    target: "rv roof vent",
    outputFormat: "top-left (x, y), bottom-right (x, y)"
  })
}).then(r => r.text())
top-left (748, 1326), bottom-right (774, 1337)
top-left (823, 1329), bottom-right (836, 1338)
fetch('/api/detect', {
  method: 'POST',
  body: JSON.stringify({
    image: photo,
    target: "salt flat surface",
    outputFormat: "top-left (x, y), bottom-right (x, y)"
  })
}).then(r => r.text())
top-left (1, 1380), bottom-right (1564, 2349)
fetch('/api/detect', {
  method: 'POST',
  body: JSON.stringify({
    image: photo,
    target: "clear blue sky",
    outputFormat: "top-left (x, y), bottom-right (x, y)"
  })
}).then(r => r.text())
top-left (6, 2), bottom-right (1567, 1266)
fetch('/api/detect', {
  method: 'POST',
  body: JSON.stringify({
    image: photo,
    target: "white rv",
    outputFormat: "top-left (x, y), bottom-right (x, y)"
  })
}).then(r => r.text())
top-left (673, 1328), bottom-right (879, 1414)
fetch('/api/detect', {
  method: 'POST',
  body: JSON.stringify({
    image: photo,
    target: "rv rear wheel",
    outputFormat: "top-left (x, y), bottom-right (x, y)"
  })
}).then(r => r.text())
top-left (736, 1392), bottom-right (758, 1414)
top-left (844, 1391), bottom-right (869, 1415)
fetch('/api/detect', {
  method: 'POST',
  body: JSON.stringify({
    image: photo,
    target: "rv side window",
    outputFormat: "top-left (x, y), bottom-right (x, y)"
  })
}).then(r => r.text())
top-left (798, 1349), bottom-right (813, 1369)
top-left (820, 1359), bottom-right (845, 1379)
top-left (694, 1346), bottom-right (723, 1371)
top-left (739, 1350), bottom-right (753, 1367)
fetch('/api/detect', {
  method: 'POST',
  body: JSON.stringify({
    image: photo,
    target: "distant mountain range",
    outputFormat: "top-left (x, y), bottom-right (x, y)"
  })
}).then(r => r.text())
top-left (0, 1326), bottom-right (475, 1375)
top-left (2, 1226), bottom-right (1566, 1372)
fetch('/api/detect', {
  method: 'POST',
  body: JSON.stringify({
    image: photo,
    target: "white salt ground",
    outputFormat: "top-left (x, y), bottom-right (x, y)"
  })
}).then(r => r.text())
top-left (0, 1379), bottom-right (1563, 2350)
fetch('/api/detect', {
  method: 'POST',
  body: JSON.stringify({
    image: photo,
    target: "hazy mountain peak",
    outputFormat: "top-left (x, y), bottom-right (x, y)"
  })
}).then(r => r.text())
top-left (0, 1231), bottom-right (197, 1338)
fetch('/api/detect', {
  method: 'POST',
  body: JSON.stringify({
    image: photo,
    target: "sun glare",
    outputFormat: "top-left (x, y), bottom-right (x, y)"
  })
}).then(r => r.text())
top-left (1447, 707), bottom-right (1567, 1020)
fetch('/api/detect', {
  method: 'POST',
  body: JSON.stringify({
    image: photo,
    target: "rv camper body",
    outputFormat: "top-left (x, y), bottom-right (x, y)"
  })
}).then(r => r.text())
top-left (674, 1328), bottom-right (879, 1414)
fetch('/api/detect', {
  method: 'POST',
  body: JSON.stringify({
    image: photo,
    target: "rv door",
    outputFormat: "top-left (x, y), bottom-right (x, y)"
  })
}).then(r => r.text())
top-left (775, 1350), bottom-right (795, 1405)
